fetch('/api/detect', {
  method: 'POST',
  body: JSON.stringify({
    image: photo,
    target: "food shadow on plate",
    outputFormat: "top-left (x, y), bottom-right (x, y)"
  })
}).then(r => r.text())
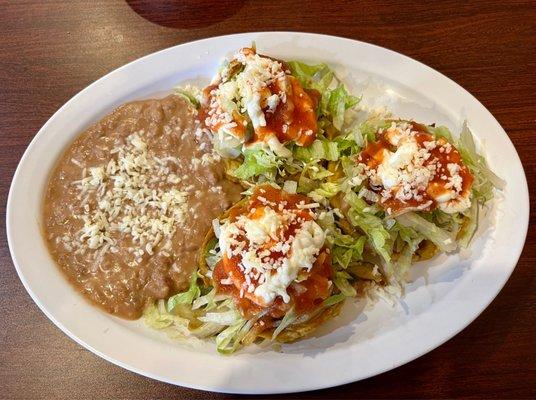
top-left (274, 299), bottom-right (369, 358)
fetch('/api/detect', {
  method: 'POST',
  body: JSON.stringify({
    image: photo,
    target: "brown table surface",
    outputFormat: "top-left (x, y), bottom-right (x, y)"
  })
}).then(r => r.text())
top-left (1, 1), bottom-right (535, 398)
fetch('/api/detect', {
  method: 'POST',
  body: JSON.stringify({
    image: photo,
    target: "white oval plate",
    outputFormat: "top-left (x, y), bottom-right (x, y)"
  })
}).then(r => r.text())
top-left (7, 32), bottom-right (529, 394)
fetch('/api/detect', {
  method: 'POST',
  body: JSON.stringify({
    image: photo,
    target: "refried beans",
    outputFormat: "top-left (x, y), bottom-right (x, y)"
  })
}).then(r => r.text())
top-left (43, 94), bottom-right (242, 319)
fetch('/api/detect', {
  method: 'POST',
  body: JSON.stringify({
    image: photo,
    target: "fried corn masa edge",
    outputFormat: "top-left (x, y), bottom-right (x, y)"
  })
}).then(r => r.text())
top-left (197, 198), bottom-right (344, 344)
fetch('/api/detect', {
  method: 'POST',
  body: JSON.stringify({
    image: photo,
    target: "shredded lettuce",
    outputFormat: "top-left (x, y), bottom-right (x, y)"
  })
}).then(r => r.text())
top-left (457, 122), bottom-right (505, 201)
top-left (232, 147), bottom-right (281, 180)
top-left (389, 223), bottom-right (423, 280)
top-left (297, 174), bottom-right (317, 194)
top-left (199, 310), bottom-right (242, 325)
top-left (323, 293), bottom-right (346, 307)
top-left (428, 125), bottom-right (454, 142)
top-left (282, 180), bottom-right (298, 194)
top-left (355, 119), bottom-right (390, 145)
top-left (345, 191), bottom-right (392, 263)
top-left (457, 199), bottom-right (479, 249)
top-left (396, 212), bottom-right (457, 253)
top-left (334, 134), bottom-right (361, 155)
top-left (202, 236), bottom-right (220, 270)
top-left (190, 322), bottom-right (226, 339)
top-left (347, 263), bottom-right (384, 283)
top-left (215, 319), bottom-right (247, 354)
top-left (306, 163), bottom-right (333, 181)
top-left (192, 287), bottom-right (224, 311)
top-left (144, 301), bottom-right (190, 331)
top-left (204, 247), bottom-right (221, 271)
top-left (294, 139), bottom-right (340, 161)
top-left (167, 272), bottom-right (201, 312)
top-left (331, 234), bottom-right (366, 269)
top-left (339, 157), bottom-right (365, 192)
top-left (317, 209), bottom-right (367, 270)
top-left (288, 61), bottom-right (334, 93)
top-left (334, 271), bottom-right (357, 297)
top-left (349, 126), bottom-right (365, 149)
top-left (215, 311), bottom-right (265, 354)
top-left (212, 131), bottom-right (243, 159)
top-left (174, 85), bottom-right (201, 108)
top-left (272, 308), bottom-right (297, 340)
top-left (394, 243), bottom-right (419, 281)
top-left (309, 182), bottom-right (340, 202)
top-left (349, 211), bottom-right (392, 263)
top-left (148, 292), bottom-right (258, 354)
top-left (321, 84), bottom-right (360, 130)
top-left (289, 61), bottom-right (359, 131)
top-left (143, 300), bottom-right (199, 342)
top-left (429, 123), bottom-right (505, 203)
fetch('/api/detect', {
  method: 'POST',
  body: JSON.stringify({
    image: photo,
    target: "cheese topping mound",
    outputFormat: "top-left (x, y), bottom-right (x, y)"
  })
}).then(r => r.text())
top-left (205, 48), bottom-right (286, 133)
top-left (218, 193), bottom-right (326, 306)
top-left (73, 132), bottom-right (188, 259)
top-left (358, 121), bottom-right (473, 214)
top-left (202, 48), bottom-right (318, 157)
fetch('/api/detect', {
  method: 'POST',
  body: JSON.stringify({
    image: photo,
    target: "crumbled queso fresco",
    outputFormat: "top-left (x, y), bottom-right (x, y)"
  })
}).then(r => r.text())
top-left (218, 192), bottom-right (325, 306)
top-left (358, 121), bottom-right (473, 215)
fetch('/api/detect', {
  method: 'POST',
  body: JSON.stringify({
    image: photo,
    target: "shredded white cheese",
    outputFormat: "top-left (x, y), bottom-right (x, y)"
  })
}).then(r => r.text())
top-left (72, 132), bottom-right (189, 256)
top-left (218, 203), bottom-right (325, 306)
top-left (205, 48), bottom-right (288, 145)
top-left (360, 121), bottom-right (471, 214)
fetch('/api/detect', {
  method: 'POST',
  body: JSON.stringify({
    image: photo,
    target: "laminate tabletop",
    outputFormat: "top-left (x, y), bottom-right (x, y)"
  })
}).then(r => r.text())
top-left (0, 1), bottom-right (534, 398)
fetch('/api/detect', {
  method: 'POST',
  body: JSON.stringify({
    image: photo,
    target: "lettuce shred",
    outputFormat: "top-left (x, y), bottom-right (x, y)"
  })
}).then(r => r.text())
top-left (396, 212), bottom-right (457, 253)
top-left (144, 300), bottom-right (190, 331)
top-left (457, 199), bottom-right (479, 249)
top-left (174, 85), bottom-right (201, 108)
top-left (323, 293), bottom-right (347, 307)
top-left (334, 271), bottom-right (357, 297)
top-left (232, 148), bottom-right (281, 180)
top-left (167, 272), bottom-right (200, 312)
top-left (458, 122), bottom-right (505, 201)
top-left (289, 60), bottom-right (360, 132)
top-left (294, 139), bottom-right (340, 161)
top-left (344, 191), bottom-right (392, 263)
top-left (272, 308), bottom-right (297, 340)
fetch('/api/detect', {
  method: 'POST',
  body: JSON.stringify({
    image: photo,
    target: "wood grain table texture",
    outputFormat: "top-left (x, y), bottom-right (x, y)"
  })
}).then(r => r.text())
top-left (0, 1), bottom-right (534, 399)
